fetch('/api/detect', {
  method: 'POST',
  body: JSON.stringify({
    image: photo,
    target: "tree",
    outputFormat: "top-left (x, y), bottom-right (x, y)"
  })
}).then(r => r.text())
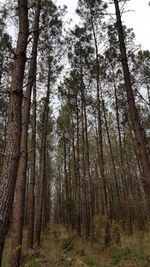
top-left (0, 6), bottom-right (13, 171)
top-left (26, 78), bottom-right (37, 248)
top-left (9, 1), bottom-right (41, 266)
top-left (113, 0), bottom-right (150, 207)
top-left (34, 0), bottom-right (64, 246)
top-left (0, 0), bottom-right (29, 263)
top-left (77, 0), bottom-right (111, 244)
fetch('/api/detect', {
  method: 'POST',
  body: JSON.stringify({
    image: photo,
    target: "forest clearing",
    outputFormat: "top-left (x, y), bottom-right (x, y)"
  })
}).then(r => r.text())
top-left (0, 0), bottom-right (150, 266)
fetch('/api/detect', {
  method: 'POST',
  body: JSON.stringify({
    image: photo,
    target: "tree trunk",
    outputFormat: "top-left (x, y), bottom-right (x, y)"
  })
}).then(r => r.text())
top-left (114, 0), bottom-right (150, 203)
top-left (102, 99), bottom-right (121, 220)
top-left (0, 1), bottom-right (28, 263)
top-left (80, 66), bottom-right (94, 241)
top-left (63, 134), bottom-right (69, 227)
top-left (34, 59), bottom-right (51, 247)
top-left (9, 2), bottom-right (41, 265)
top-left (76, 97), bottom-right (81, 234)
top-left (27, 79), bottom-right (37, 248)
top-left (91, 18), bottom-right (110, 245)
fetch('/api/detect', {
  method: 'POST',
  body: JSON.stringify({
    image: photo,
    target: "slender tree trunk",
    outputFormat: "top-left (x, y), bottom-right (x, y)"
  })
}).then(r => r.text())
top-left (27, 79), bottom-right (37, 248)
top-left (112, 73), bottom-right (128, 226)
top-left (80, 79), bottom-right (88, 237)
top-left (91, 18), bottom-right (110, 245)
top-left (42, 161), bottom-right (49, 231)
top-left (68, 142), bottom-right (73, 228)
top-left (45, 156), bottom-right (51, 224)
top-left (63, 134), bottom-right (69, 227)
top-left (102, 99), bottom-right (122, 220)
top-left (114, 0), bottom-right (150, 203)
top-left (112, 71), bottom-right (123, 165)
top-left (76, 97), bottom-right (81, 234)
top-left (0, 1), bottom-right (28, 263)
top-left (80, 66), bottom-right (94, 241)
top-left (72, 127), bottom-right (77, 228)
top-left (34, 60), bottom-right (51, 247)
top-left (95, 126), bottom-right (104, 215)
top-left (9, 3), bottom-right (41, 265)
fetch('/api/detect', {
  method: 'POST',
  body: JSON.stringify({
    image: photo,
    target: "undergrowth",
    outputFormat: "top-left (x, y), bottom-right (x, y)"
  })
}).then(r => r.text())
top-left (82, 254), bottom-right (108, 267)
top-left (2, 225), bottom-right (150, 267)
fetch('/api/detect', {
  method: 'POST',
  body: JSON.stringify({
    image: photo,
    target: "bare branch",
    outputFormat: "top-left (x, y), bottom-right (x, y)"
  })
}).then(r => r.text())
top-left (135, 88), bottom-right (150, 106)
top-left (29, 25), bottom-right (46, 35)
top-left (7, 43), bottom-right (16, 57)
top-left (28, 3), bottom-right (36, 10)
top-left (22, 74), bottom-right (36, 89)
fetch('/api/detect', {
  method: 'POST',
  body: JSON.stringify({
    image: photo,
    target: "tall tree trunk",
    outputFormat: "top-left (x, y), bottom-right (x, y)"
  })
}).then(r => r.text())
top-left (0, 1), bottom-right (28, 263)
top-left (91, 18), bottom-right (110, 245)
top-left (72, 127), bottom-right (77, 228)
top-left (68, 142), bottom-right (73, 228)
top-left (81, 80), bottom-right (89, 237)
top-left (34, 60), bottom-right (51, 247)
top-left (76, 97), bottom-right (81, 234)
top-left (80, 66), bottom-right (94, 241)
top-left (27, 79), bottom-right (37, 248)
top-left (63, 134), bottom-right (69, 227)
top-left (42, 160), bottom-right (49, 231)
top-left (9, 2), bottom-right (41, 265)
top-left (102, 99), bottom-right (121, 221)
top-left (114, 0), bottom-right (150, 203)
top-left (45, 154), bottom-right (51, 224)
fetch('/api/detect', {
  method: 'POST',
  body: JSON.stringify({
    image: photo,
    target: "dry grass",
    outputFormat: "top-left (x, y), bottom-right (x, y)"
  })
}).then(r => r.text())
top-left (2, 224), bottom-right (150, 267)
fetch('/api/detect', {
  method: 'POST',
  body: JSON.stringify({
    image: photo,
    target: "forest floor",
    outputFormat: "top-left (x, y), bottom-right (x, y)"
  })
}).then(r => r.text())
top-left (2, 224), bottom-right (150, 267)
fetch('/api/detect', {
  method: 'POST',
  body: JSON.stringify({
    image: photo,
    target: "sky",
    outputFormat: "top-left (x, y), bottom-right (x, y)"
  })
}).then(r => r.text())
top-left (121, 0), bottom-right (150, 50)
top-left (0, 0), bottom-right (149, 50)
top-left (56, 0), bottom-right (150, 51)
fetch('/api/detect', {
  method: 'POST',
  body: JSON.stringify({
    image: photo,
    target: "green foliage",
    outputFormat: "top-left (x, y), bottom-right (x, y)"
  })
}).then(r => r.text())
top-left (110, 247), bottom-right (130, 265)
top-left (21, 250), bottom-right (47, 267)
top-left (110, 232), bottom-right (150, 267)
top-left (111, 247), bottom-right (150, 267)
top-left (83, 254), bottom-right (108, 267)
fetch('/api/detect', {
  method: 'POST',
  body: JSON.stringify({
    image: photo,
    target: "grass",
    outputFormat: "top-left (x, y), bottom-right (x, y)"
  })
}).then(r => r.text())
top-left (21, 250), bottom-right (47, 267)
top-left (109, 230), bottom-right (150, 266)
top-left (82, 254), bottom-right (109, 267)
top-left (2, 225), bottom-right (150, 267)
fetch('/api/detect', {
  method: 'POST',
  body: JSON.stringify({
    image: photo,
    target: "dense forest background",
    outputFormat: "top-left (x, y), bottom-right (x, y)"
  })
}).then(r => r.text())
top-left (0, 0), bottom-right (150, 266)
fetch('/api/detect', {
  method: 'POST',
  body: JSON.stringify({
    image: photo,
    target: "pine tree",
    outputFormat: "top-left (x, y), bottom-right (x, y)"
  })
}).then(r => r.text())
top-left (0, 0), bottom-right (29, 263)
top-left (9, 2), bottom-right (41, 266)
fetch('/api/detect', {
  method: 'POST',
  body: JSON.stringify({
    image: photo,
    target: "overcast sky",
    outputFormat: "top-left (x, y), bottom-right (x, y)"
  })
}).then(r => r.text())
top-left (56, 0), bottom-right (150, 50)
top-left (122, 0), bottom-right (150, 50)
top-left (0, 0), bottom-right (150, 50)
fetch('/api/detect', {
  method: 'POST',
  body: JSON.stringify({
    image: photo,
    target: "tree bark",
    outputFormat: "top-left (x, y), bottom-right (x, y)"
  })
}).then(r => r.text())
top-left (76, 97), bottom-right (81, 234)
top-left (80, 66), bottom-right (94, 241)
top-left (0, 1), bottom-right (28, 264)
top-left (27, 79), bottom-right (37, 248)
top-left (34, 59), bottom-right (51, 247)
top-left (114, 0), bottom-right (150, 203)
top-left (9, 2), bottom-right (41, 265)
top-left (91, 18), bottom-right (110, 245)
